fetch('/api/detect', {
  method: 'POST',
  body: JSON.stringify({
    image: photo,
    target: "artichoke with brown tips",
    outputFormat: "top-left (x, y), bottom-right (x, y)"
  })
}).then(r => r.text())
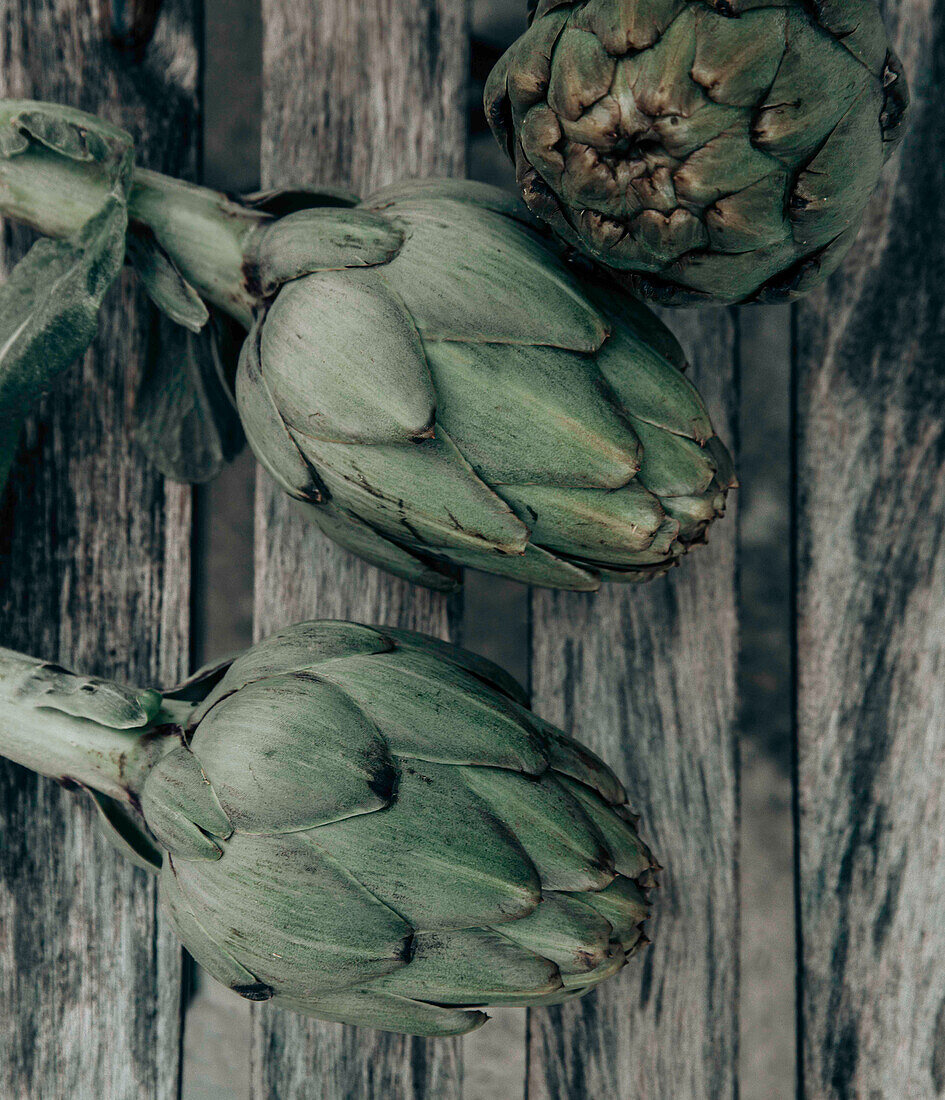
top-left (487, 0), bottom-right (910, 305)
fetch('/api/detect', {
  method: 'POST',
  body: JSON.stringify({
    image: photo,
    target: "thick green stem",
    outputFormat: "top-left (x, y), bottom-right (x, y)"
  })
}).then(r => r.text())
top-left (0, 147), bottom-right (266, 326)
top-left (0, 649), bottom-right (187, 803)
top-left (130, 170), bottom-right (264, 326)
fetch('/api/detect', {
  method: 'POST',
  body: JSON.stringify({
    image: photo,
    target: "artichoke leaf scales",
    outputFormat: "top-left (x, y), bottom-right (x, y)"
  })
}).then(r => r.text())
top-left (375, 200), bottom-right (608, 350)
top-left (311, 649), bottom-right (547, 773)
top-left (248, 207), bottom-right (404, 296)
top-left (310, 760), bottom-right (543, 932)
top-left (297, 426), bottom-right (530, 557)
top-left (171, 831), bottom-right (414, 997)
top-left (190, 674), bottom-right (398, 833)
top-left (261, 270), bottom-right (436, 445)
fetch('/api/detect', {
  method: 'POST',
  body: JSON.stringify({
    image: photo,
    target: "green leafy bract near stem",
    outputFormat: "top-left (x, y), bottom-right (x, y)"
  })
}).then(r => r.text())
top-left (135, 307), bottom-right (246, 484)
top-left (0, 193), bottom-right (128, 416)
top-left (127, 224), bottom-right (209, 333)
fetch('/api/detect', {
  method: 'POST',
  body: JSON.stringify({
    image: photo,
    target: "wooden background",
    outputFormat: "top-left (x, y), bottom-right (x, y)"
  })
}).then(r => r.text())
top-left (0, 2), bottom-right (197, 1097)
top-left (0, 0), bottom-right (940, 1098)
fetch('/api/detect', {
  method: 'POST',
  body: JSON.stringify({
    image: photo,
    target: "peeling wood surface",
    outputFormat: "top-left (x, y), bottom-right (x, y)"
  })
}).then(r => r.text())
top-left (252, 2), bottom-right (468, 1098)
top-left (0, 2), bottom-right (198, 1097)
top-left (794, 1), bottom-right (945, 1095)
top-left (527, 314), bottom-right (741, 1099)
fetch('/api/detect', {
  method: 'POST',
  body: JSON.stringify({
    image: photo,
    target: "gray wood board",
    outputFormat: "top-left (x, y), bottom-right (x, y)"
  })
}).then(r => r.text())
top-left (252, 2), bottom-right (468, 1098)
top-left (527, 312), bottom-right (741, 1098)
top-left (794, 5), bottom-right (945, 1096)
top-left (0, 3), bottom-right (199, 1097)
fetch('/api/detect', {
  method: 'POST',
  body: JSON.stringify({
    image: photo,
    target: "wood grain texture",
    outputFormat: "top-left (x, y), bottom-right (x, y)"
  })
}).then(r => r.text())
top-left (253, 3), bottom-right (468, 1098)
top-left (794, 3), bottom-right (945, 1096)
top-left (0, 3), bottom-right (198, 1097)
top-left (527, 312), bottom-right (740, 1099)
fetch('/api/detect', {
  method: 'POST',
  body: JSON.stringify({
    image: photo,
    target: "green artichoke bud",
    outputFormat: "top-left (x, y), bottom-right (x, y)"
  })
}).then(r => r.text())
top-left (0, 622), bottom-right (658, 1036)
top-left (486, 0), bottom-right (910, 305)
top-left (237, 180), bottom-right (735, 591)
top-left (0, 100), bottom-right (734, 589)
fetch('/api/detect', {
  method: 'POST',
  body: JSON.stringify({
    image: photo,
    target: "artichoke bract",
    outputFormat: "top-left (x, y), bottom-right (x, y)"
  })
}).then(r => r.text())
top-left (486, 0), bottom-right (910, 305)
top-left (0, 100), bottom-right (735, 590)
top-left (0, 622), bottom-right (658, 1036)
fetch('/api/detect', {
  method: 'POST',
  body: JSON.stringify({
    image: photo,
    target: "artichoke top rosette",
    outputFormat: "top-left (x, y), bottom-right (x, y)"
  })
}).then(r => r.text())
top-left (0, 99), bottom-right (734, 591)
top-left (0, 621), bottom-right (659, 1036)
top-left (486, 0), bottom-right (910, 305)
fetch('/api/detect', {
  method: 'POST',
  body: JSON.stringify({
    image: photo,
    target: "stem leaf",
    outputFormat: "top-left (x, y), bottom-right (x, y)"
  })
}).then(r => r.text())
top-left (128, 223), bottom-right (209, 332)
top-left (88, 789), bottom-right (164, 874)
top-left (0, 647), bottom-right (163, 729)
top-left (0, 192), bottom-right (128, 422)
top-left (135, 307), bottom-right (245, 483)
top-left (0, 99), bottom-right (134, 181)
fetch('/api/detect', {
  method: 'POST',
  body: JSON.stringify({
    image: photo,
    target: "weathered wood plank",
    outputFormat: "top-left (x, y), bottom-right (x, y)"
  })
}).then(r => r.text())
top-left (527, 312), bottom-right (740, 1099)
top-left (0, 2), bottom-right (199, 1097)
top-left (253, 3), bottom-right (468, 1098)
top-left (794, 5), bottom-right (945, 1095)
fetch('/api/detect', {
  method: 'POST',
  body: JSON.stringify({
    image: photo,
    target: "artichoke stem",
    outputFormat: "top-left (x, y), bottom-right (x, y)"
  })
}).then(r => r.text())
top-left (130, 169), bottom-right (265, 326)
top-left (0, 648), bottom-right (182, 803)
top-left (0, 149), bottom-right (265, 326)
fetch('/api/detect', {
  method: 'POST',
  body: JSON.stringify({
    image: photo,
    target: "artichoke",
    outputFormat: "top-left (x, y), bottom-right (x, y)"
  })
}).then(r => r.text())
top-left (0, 100), bottom-right (734, 590)
top-left (0, 622), bottom-right (658, 1036)
top-left (486, 0), bottom-right (910, 305)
